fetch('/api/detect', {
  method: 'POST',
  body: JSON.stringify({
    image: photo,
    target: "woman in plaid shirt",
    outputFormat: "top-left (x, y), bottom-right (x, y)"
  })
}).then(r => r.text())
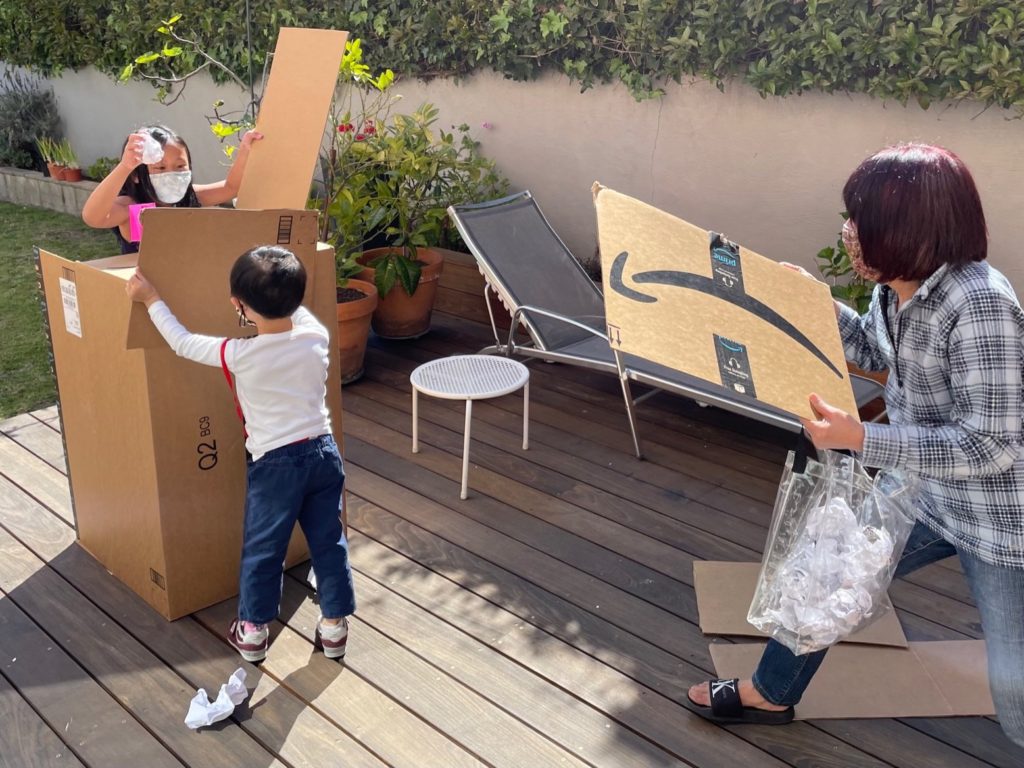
top-left (689, 144), bottom-right (1024, 745)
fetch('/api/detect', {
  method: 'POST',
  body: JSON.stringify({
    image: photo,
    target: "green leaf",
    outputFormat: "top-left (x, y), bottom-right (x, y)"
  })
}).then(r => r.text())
top-left (161, 46), bottom-right (183, 58)
top-left (134, 52), bottom-right (160, 64)
top-left (118, 63), bottom-right (135, 82)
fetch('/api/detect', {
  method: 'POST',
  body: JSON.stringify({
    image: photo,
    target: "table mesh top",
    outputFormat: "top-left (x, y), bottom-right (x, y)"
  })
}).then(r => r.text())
top-left (410, 355), bottom-right (529, 399)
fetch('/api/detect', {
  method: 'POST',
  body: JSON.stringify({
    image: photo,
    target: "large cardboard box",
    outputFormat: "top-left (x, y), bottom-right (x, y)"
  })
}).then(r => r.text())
top-left (38, 209), bottom-right (342, 619)
top-left (594, 185), bottom-right (857, 421)
top-left (694, 561), bottom-right (994, 719)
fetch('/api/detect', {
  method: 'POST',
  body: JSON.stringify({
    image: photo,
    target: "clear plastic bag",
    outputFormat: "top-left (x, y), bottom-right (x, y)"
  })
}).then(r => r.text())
top-left (747, 449), bottom-right (918, 655)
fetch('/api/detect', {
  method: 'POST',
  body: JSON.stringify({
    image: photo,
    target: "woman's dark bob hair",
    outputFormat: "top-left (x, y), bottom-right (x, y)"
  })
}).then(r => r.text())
top-left (118, 124), bottom-right (200, 208)
top-left (842, 143), bottom-right (987, 283)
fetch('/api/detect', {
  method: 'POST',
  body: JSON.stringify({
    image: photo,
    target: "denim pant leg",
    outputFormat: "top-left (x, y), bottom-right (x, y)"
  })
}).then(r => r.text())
top-left (751, 521), bottom-right (956, 706)
top-left (237, 454), bottom-right (306, 625)
top-left (958, 550), bottom-right (1024, 747)
top-left (297, 439), bottom-right (356, 619)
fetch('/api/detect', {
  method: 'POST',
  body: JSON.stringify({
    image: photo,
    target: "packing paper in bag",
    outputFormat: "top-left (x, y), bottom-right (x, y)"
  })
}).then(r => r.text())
top-left (748, 449), bottom-right (917, 655)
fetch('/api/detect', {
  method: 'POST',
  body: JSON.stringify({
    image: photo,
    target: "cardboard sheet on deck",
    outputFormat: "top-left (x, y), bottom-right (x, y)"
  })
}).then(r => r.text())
top-left (693, 561), bottom-right (908, 647)
top-left (710, 640), bottom-right (993, 719)
top-left (593, 185), bottom-right (856, 421)
top-left (235, 27), bottom-right (348, 210)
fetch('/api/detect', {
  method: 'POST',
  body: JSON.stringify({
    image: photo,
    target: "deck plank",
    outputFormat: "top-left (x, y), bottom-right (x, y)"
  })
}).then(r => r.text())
top-left (200, 598), bottom-right (590, 768)
top-left (6, 306), bottom-right (1020, 767)
top-left (302, 552), bottom-right (695, 767)
top-left (0, 484), bottom-right (286, 768)
top-left (0, 672), bottom-right (88, 768)
top-left (0, 594), bottom-right (180, 768)
top-left (0, 433), bottom-right (75, 526)
top-left (0, 414), bottom-right (67, 475)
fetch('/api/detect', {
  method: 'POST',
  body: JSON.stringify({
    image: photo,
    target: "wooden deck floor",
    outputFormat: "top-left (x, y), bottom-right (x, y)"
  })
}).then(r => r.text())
top-left (2, 311), bottom-right (1023, 768)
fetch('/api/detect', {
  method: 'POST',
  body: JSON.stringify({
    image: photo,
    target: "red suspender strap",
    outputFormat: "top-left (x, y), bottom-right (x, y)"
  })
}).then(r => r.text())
top-left (219, 339), bottom-right (247, 437)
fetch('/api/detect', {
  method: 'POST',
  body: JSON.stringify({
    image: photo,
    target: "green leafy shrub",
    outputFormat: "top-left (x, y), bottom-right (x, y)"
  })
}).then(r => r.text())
top-left (0, 72), bottom-right (61, 170)
top-left (1, 2), bottom-right (1024, 109)
top-left (85, 155), bottom-right (119, 181)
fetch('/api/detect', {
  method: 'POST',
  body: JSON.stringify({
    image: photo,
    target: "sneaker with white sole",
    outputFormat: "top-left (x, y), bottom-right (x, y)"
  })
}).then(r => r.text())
top-left (315, 616), bottom-right (348, 660)
top-left (227, 619), bottom-right (268, 663)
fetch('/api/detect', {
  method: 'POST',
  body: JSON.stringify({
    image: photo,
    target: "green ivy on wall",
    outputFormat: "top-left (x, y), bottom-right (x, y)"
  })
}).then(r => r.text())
top-left (1, 1), bottom-right (1023, 111)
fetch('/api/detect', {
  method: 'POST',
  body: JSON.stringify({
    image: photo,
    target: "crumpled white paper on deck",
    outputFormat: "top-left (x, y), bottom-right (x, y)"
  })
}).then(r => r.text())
top-left (184, 667), bottom-right (249, 729)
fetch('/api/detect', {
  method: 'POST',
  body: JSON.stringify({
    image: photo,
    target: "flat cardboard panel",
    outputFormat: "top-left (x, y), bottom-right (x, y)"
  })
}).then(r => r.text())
top-left (709, 640), bottom-right (993, 719)
top-left (127, 207), bottom-right (321, 350)
top-left (235, 27), bottom-right (348, 210)
top-left (594, 185), bottom-right (856, 421)
top-left (693, 561), bottom-right (907, 647)
top-left (38, 249), bottom-right (167, 612)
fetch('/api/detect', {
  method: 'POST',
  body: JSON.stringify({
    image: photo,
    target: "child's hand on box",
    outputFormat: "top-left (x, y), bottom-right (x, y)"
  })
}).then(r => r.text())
top-left (126, 269), bottom-right (160, 307)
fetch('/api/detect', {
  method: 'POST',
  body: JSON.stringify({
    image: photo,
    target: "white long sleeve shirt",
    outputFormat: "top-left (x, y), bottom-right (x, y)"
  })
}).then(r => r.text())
top-left (148, 301), bottom-right (333, 461)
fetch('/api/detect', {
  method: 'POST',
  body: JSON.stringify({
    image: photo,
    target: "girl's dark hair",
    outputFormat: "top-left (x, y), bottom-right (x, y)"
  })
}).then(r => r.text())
top-left (230, 246), bottom-right (306, 319)
top-left (842, 143), bottom-right (987, 283)
top-left (118, 124), bottom-right (200, 207)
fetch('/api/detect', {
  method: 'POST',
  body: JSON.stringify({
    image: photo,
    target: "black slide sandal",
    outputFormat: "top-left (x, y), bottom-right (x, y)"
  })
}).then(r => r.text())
top-left (687, 678), bottom-right (795, 725)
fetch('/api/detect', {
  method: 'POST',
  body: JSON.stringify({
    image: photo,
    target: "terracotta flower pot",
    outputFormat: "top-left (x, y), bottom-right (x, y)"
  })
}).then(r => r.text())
top-left (62, 167), bottom-right (83, 182)
top-left (357, 246), bottom-right (445, 339)
top-left (337, 279), bottom-right (378, 384)
top-left (47, 163), bottom-right (66, 180)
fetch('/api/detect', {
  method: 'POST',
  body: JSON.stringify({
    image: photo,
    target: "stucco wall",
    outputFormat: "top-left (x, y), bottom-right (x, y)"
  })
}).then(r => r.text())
top-left (42, 66), bottom-right (1024, 291)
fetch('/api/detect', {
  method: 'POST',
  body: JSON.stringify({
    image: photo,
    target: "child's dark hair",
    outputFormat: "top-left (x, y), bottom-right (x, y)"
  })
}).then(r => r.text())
top-left (230, 246), bottom-right (307, 319)
top-left (118, 124), bottom-right (200, 207)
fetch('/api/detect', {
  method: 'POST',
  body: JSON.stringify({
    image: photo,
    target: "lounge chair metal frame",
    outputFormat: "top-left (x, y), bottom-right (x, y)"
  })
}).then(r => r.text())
top-left (449, 190), bottom-right (885, 459)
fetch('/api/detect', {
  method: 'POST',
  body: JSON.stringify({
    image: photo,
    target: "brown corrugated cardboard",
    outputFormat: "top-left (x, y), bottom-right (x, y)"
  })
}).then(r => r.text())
top-left (709, 640), bottom-right (993, 719)
top-left (693, 561), bottom-right (908, 647)
top-left (235, 27), bottom-right (348, 210)
top-left (38, 208), bottom-right (342, 619)
top-left (695, 561), bottom-right (992, 718)
top-left (593, 185), bottom-right (857, 421)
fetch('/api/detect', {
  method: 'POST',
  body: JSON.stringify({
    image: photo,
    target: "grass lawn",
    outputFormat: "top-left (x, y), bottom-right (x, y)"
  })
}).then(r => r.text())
top-left (1, 203), bottom-right (116, 418)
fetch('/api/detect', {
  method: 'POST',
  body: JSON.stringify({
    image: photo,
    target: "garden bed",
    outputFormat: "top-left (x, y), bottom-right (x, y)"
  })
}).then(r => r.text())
top-left (0, 166), bottom-right (97, 216)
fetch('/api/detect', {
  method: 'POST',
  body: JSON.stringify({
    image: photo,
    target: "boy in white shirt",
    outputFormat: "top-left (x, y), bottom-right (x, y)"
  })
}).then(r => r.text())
top-left (126, 245), bottom-right (354, 662)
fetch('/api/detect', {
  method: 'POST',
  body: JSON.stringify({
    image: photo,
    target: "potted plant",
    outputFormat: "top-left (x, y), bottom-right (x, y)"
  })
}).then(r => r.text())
top-left (56, 139), bottom-right (82, 182)
top-left (315, 40), bottom-right (508, 339)
top-left (335, 251), bottom-right (378, 385)
top-left (35, 136), bottom-right (64, 179)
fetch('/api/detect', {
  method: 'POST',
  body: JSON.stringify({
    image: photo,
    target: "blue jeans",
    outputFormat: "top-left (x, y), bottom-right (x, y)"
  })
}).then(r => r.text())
top-left (751, 521), bottom-right (1024, 747)
top-left (237, 435), bottom-right (356, 624)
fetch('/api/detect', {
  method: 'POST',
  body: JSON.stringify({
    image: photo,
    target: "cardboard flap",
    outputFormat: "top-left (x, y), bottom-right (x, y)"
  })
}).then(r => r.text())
top-left (235, 27), bottom-right (348, 210)
top-left (710, 640), bottom-right (993, 719)
top-left (594, 185), bottom-right (856, 421)
top-left (126, 208), bottom-right (319, 350)
top-left (693, 561), bottom-right (908, 648)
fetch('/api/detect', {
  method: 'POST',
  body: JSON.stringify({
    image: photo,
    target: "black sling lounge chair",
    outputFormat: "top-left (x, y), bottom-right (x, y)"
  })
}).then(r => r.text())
top-left (448, 190), bottom-right (885, 459)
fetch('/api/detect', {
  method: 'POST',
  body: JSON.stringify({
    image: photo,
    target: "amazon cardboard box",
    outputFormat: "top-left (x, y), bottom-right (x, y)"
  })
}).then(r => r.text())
top-left (34, 27), bottom-right (349, 619)
top-left (594, 185), bottom-right (857, 421)
top-left (38, 209), bottom-right (342, 619)
top-left (694, 561), bottom-right (994, 719)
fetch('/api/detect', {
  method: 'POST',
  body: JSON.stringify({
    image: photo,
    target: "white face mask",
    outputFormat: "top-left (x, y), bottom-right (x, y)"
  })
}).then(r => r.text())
top-left (150, 170), bottom-right (192, 204)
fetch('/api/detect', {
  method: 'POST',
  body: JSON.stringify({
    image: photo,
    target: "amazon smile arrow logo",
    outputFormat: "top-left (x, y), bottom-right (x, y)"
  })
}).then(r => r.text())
top-left (608, 250), bottom-right (842, 379)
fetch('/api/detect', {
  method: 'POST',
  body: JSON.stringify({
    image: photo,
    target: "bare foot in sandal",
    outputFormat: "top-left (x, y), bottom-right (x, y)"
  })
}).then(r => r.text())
top-left (687, 679), bottom-right (788, 710)
top-left (687, 678), bottom-right (794, 725)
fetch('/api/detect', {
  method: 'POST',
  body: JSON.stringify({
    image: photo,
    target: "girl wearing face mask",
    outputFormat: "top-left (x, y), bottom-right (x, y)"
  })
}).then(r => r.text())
top-left (81, 124), bottom-right (263, 253)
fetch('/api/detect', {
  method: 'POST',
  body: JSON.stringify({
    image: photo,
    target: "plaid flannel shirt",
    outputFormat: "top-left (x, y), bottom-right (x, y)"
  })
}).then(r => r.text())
top-left (839, 261), bottom-right (1024, 569)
